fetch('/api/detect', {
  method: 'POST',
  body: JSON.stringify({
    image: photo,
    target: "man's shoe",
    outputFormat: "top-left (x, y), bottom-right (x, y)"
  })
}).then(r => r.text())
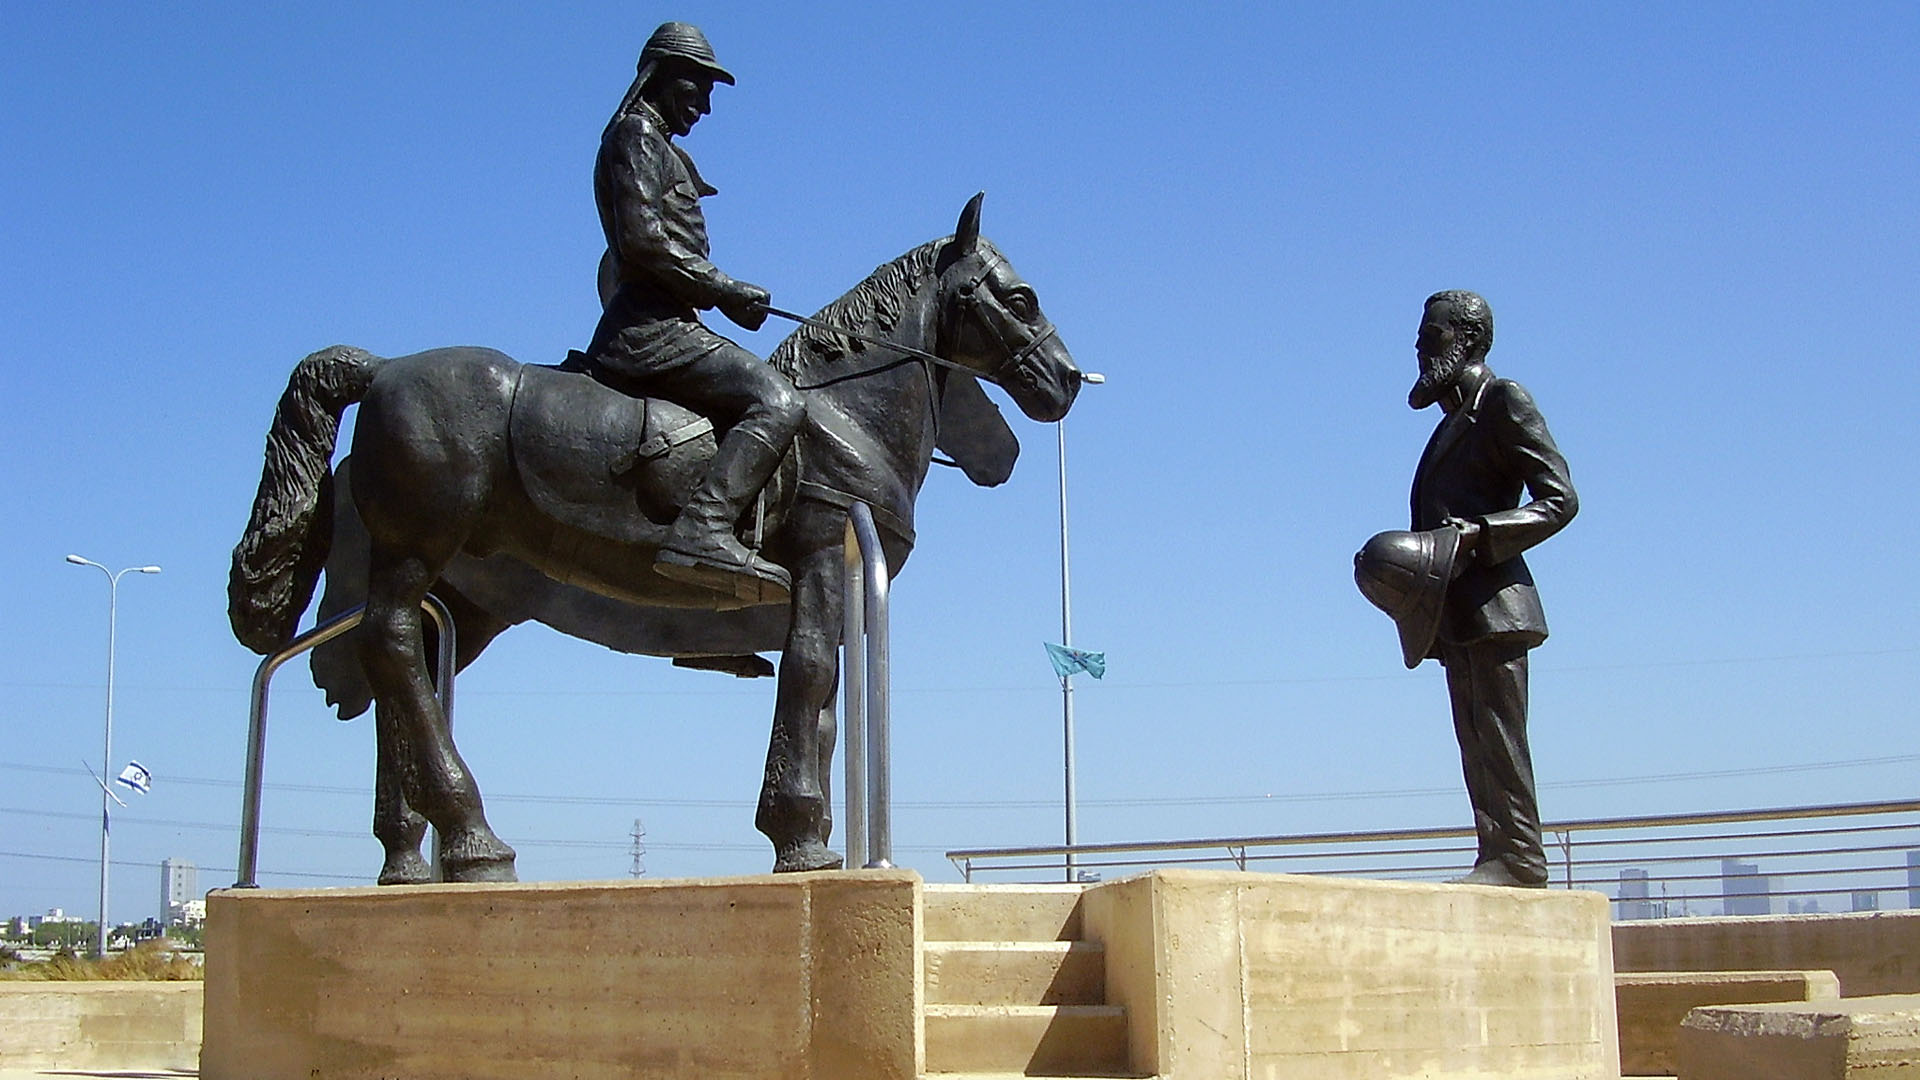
top-left (1446, 860), bottom-right (1549, 889)
top-left (655, 533), bottom-right (791, 605)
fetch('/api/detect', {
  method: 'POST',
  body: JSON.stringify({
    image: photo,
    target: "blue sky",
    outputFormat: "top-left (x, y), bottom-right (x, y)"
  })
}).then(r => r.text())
top-left (3, 3), bottom-right (1915, 921)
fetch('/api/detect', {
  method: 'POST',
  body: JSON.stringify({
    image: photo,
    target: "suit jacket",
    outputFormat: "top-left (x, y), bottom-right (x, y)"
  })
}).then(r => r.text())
top-left (1411, 363), bottom-right (1578, 655)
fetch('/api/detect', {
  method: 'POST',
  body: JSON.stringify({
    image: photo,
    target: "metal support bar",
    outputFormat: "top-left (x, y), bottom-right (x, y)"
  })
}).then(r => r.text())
top-left (841, 502), bottom-right (892, 869)
top-left (235, 596), bottom-right (455, 888)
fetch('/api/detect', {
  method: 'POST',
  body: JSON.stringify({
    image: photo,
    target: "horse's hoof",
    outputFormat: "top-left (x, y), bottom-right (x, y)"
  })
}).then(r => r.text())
top-left (771, 840), bottom-right (844, 874)
top-left (377, 852), bottom-right (431, 886)
top-left (444, 857), bottom-right (517, 883)
top-left (442, 833), bottom-right (518, 883)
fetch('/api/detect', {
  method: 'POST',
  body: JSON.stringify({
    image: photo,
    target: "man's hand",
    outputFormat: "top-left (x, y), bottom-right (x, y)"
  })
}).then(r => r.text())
top-left (1443, 516), bottom-right (1481, 579)
top-left (1444, 516), bottom-right (1482, 552)
top-left (717, 279), bottom-right (770, 332)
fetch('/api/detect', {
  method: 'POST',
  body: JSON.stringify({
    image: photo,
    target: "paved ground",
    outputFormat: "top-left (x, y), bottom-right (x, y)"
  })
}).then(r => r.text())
top-left (0, 1072), bottom-right (194, 1079)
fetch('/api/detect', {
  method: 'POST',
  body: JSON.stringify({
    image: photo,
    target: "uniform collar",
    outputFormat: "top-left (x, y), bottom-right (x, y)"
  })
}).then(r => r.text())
top-left (631, 101), bottom-right (718, 196)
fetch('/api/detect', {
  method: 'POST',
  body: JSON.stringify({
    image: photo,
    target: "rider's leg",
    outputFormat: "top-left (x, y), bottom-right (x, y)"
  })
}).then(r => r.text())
top-left (650, 343), bottom-right (805, 602)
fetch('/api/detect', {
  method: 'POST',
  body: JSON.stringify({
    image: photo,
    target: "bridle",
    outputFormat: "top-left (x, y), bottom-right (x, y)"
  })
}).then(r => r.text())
top-left (943, 251), bottom-right (1060, 387)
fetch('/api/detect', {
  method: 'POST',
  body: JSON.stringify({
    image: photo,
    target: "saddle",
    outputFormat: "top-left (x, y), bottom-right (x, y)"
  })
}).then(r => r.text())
top-left (508, 356), bottom-right (794, 549)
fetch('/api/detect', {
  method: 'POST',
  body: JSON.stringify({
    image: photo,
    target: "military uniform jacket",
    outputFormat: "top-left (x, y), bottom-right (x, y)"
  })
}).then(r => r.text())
top-left (594, 103), bottom-right (731, 315)
top-left (1411, 363), bottom-right (1578, 654)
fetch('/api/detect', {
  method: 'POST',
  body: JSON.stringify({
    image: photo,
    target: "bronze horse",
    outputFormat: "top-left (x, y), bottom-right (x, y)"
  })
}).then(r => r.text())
top-left (228, 196), bottom-right (1083, 881)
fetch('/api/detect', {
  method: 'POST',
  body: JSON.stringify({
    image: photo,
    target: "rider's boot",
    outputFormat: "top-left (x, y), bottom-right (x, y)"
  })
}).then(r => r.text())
top-left (654, 427), bottom-right (792, 604)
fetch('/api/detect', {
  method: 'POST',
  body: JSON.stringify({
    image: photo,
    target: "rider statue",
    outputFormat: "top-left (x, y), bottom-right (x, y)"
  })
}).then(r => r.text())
top-left (583, 21), bottom-right (800, 605)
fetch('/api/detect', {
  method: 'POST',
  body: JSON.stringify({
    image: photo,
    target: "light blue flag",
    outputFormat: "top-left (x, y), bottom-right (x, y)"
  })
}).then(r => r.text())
top-left (1044, 642), bottom-right (1106, 680)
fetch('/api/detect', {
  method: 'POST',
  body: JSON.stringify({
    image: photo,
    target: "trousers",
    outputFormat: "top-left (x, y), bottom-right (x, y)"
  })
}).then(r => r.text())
top-left (1440, 637), bottom-right (1547, 883)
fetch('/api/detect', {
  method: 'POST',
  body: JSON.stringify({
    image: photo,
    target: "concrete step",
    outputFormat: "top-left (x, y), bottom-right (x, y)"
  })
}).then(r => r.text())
top-left (924, 1003), bottom-right (1129, 1076)
top-left (925, 940), bottom-right (1106, 1006)
top-left (1679, 993), bottom-right (1920, 1079)
top-left (1615, 969), bottom-right (1839, 1076)
top-left (925, 883), bottom-right (1085, 943)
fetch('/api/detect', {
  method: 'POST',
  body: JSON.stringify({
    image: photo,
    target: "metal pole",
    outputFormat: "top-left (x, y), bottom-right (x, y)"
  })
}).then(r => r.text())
top-left (99, 573), bottom-right (117, 955)
top-left (855, 504), bottom-right (893, 869)
top-left (840, 503), bottom-right (892, 868)
top-left (842, 526), bottom-right (867, 869)
top-left (65, 556), bottom-right (159, 956)
top-left (1058, 420), bottom-right (1077, 883)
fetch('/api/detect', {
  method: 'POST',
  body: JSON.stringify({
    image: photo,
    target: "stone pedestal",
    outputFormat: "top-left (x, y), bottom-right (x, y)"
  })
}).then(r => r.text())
top-left (1082, 869), bottom-right (1622, 1080)
top-left (201, 870), bottom-right (921, 1080)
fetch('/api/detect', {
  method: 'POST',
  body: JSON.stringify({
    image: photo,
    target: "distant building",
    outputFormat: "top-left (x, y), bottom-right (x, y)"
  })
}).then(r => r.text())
top-left (1786, 898), bottom-right (1824, 915)
top-left (1908, 850), bottom-right (1918, 909)
top-left (1617, 869), bottom-right (1659, 920)
top-left (1722, 858), bottom-right (1772, 916)
top-left (161, 859), bottom-right (198, 925)
top-left (1851, 890), bottom-right (1880, 912)
top-left (170, 899), bottom-right (206, 928)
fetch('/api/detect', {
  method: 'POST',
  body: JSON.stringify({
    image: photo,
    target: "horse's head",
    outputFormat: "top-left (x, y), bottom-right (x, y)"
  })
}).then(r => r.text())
top-left (934, 194), bottom-right (1082, 424)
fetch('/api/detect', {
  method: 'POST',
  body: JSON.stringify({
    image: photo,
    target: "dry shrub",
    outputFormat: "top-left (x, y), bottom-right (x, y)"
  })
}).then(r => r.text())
top-left (0, 941), bottom-right (202, 981)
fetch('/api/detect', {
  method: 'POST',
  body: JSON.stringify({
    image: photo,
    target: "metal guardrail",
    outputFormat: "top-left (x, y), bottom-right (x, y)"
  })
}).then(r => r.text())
top-left (842, 502), bottom-right (892, 869)
top-left (947, 798), bottom-right (1920, 916)
top-left (235, 596), bottom-right (455, 888)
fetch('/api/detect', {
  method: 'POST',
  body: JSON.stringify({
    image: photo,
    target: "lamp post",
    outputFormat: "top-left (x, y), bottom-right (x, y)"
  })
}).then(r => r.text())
top-left (1057, 371), bottom-right (1104, 883)
top-left (65, 555), bottom-right (161, 957)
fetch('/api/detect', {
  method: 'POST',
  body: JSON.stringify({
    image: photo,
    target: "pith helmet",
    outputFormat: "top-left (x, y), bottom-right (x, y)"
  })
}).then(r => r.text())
top-left (1354, 528), bottom-right (1459, 669)
top-left (636, 22), bottom-right (735, 87)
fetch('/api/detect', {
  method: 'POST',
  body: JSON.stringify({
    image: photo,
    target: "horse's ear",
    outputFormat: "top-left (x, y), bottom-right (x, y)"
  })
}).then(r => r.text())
top-left (953, 191), bottom-right (984, 255)
top-left (936, 373), bottom-right (1020, 487)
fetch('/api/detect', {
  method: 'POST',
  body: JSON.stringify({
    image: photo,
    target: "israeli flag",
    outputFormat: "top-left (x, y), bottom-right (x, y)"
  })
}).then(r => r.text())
top-left (1044, 642), bottom-right (1106, 680)
top-left (114, 761), bottom-right (152, 795)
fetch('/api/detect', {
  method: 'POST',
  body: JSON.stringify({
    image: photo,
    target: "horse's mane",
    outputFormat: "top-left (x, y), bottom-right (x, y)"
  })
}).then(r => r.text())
top-left (769, 238), bottom-right (947, 379)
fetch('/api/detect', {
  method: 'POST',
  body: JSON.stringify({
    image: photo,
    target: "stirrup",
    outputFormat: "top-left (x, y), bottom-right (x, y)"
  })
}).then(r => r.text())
top-left (655, 544), bottom-right (791, 605)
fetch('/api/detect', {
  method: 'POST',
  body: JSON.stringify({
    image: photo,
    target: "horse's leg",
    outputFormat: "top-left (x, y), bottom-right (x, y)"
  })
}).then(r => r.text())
top-left (372, 706), bottom-right (428, 885)
top-left (816, 664), bottom-right (838, 855)
top-left (358, 549), bottom-right (516, 883)
top-left (757, 538), bottom-right (846, 873)
top-left (373, 584), bottom-right (514, 885)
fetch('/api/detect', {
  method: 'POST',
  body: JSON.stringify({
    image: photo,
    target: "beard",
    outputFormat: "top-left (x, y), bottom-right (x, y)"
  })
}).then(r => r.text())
top-left (1408, 341), bottom-right (1469, 410)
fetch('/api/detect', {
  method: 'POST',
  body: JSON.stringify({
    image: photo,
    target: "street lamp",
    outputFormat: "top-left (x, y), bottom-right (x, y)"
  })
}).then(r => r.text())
top-left (65, 555), bottom-right (161, 957)
top-left (1058, 371), bottom-right (1105, 883)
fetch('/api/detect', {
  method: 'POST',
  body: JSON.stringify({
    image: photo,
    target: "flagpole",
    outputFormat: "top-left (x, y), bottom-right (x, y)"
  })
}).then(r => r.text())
top-left (1058, 419), bottom-right (1077, 884)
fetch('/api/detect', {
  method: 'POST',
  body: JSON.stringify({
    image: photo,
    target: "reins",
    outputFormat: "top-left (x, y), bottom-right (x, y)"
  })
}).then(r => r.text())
top-left (765, 305), bottom-right (966, 376)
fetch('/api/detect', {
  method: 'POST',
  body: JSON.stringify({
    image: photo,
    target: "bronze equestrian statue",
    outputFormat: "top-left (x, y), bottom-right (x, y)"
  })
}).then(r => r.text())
top-left (229, 188), bottom-right (1083, 882)
top-left (1356, 290), bottom-right (1578, 888)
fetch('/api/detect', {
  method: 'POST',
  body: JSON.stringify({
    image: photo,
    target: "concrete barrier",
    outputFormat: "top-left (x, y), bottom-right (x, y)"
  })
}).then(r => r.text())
top-left (1617, 970), bottom-right (1839, 1076)
top-left (1081, 869), bottom-right (1621, 1080)
top-left (1678, 993), bottom-right (1920, 1079)
top-left (0, 982), bottom-right (202, 1072)
top-left (1615, 910), bottom-right (1920, 997)
top-left (201, 870), bottom-right (921, 1080)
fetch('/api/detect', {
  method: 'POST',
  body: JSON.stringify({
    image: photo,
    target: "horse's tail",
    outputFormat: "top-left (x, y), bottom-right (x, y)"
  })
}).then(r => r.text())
top-left (228, 345), bottom-right (384, 655)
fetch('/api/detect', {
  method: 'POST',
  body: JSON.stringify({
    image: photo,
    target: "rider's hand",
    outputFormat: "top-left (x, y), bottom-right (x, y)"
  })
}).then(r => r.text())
top-left (718, 280), bottom-right (770, 332)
